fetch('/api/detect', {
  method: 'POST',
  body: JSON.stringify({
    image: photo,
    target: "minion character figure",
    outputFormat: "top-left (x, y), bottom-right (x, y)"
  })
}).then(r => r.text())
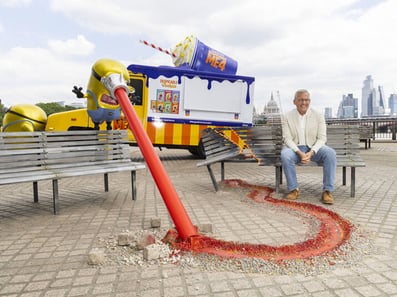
top-left (72, 58), bottom-right (130, 130)
top-left (2, 104), bottom-right (47, 132)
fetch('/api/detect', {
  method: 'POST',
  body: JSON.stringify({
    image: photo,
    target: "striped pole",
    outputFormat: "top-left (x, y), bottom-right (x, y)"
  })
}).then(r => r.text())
top-left (139, 39), bottom-right (176, 57)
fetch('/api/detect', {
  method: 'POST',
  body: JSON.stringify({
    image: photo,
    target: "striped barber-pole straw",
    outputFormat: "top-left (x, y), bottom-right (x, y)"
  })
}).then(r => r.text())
top-left (139, 40), bottom-right (176, 57)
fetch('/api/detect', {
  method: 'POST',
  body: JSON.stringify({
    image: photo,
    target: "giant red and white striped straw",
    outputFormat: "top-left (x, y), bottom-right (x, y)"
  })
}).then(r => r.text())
top-left (139, 40), bottom-right (176, 57)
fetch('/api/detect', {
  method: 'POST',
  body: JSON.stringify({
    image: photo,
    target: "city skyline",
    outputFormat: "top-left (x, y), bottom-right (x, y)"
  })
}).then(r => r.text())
top-left (258, 74), bottom-right (396, 119)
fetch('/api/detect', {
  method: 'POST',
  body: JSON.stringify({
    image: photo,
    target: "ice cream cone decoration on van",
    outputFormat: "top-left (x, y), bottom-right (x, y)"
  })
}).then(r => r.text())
top-left (139, 35), bottom-right (238, 74)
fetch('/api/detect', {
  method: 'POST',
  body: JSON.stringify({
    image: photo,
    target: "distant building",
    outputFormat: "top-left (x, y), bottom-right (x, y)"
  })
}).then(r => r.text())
top-left (253, 92), bottom-right (281, 125)
top-left (371, 85), bottom-right (386, 116)
top-left (324, 107), bottom-right (333, 119)
top-left (361, 75), bottom-right (373, 117)
top-left (337, 93), bottom-right (358, 118)
top-left (55, 101), bottom-right (86, 108)
top-left (361, 75), bottom-right (385, 117)
top-left (263, 92), bottom-right (280, 115)
top-left (389, 94), bottom-right (397, 116)
top-left (69, 102), bottom-right (86, 109)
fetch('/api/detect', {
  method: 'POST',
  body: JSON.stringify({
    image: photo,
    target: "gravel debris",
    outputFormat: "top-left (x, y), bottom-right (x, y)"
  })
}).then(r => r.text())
top-left (96, 229), bottom-right (198, 268)
top-left (92, 180), bottom-right (379, 276)
top-left (94, 224), bottom-right (378, 276)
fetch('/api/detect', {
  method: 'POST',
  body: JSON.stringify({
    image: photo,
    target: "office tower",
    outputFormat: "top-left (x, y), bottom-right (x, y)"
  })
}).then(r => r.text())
top-left (361, 75), bottom-right (386, 117)
top-left (362, 75), bottom-right (373, 117)
top-left (373, 86), bottom-right (386, 116)
top-left (389, 94), bottom-right (397, 116)
top-left (337, 93), bottom-right (358, 118)
top-left (324, 107), bottom-right (333, 118)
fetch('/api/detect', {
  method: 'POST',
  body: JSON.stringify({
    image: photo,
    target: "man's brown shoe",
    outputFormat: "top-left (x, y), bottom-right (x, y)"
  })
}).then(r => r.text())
top-left (286, 189), bottom-right (300, 200)
top-left (322, 191), bottom-right (334, 204)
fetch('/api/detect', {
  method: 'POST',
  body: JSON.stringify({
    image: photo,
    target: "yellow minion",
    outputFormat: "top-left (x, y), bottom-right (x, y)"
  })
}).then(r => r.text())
top-left (72, 58), bottom-right (130, 130)
top-left (2, 104), bottom-right (47, 132)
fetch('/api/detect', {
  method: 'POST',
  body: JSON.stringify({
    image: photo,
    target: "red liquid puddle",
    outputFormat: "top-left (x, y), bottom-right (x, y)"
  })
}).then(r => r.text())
top-left (163, 179), bottom-right (354, 261)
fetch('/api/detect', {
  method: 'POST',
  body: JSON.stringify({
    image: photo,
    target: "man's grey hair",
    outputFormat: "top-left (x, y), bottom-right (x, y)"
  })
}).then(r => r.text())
top-left (294, 89), bottom-right (310, 99)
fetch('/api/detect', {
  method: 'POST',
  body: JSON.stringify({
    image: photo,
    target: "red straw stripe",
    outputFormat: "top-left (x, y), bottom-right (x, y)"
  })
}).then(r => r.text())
top-left (140, 40), bottom-right (176, 57)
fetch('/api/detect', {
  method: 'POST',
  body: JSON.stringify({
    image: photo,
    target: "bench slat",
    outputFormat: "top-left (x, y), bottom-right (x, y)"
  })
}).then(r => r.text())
top-left (0, 171), bottom-right (57, 185)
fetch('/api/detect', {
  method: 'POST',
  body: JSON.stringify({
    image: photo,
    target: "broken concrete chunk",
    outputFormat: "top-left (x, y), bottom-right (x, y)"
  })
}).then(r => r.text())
top-left (150, 217), bottom-right (161, 228)
top-left (136, 231), bottom-right (156, 250)
top-left (87, 248), bottom-right (105, 265)
top-left (117, 232), bottom-right (135, 246)
top-left (143, 244), bottom-right (160, 261)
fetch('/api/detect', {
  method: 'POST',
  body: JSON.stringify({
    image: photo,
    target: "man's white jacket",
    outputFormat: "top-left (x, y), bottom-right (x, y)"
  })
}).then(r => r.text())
top-left (282, 108), bottom-right (327, 153)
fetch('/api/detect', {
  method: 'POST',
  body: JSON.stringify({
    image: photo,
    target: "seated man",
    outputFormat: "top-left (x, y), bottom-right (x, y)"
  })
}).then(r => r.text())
top-left (281, 89), bottom-right (336, 204)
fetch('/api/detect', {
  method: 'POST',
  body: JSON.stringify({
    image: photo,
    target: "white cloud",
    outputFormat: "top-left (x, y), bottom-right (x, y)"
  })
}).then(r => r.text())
top-left (2, 0), bottom-right (396, 116)
top-left (0, 46), bottom-right (91, 106)
top-left (48, 34), bottom-right (95, 56)
top-left (0, 0), bottom-right (31, 7)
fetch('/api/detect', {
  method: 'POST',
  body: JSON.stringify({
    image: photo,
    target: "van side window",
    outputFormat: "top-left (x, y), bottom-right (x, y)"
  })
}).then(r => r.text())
top-left (128, 79), bottom-right (143, 105)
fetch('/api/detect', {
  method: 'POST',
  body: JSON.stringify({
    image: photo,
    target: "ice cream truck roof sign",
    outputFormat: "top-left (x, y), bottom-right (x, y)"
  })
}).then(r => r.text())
top-left (127, 64), bottom-right (255, 105)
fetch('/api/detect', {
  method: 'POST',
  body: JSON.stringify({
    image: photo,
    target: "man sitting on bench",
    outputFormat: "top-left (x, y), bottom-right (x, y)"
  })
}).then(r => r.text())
top-left (281, 89), bottom-right (336, 205)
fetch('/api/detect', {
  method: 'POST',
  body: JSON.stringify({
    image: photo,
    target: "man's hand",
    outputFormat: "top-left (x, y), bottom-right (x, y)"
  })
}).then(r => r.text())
top-left (297, 150), bottom-right (314, 164)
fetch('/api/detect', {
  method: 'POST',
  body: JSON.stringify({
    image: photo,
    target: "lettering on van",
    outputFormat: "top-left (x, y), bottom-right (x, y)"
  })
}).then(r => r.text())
top-left (205, 50), bottom-right (227, 71)
top-left (113, 118), bottom-right (129, 130)
top-left (160, 79), bottom-right (178, 88)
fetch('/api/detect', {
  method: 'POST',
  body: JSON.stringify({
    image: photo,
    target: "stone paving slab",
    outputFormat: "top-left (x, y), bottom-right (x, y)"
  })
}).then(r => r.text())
top-left (0, 142), bottom-right (397, 296)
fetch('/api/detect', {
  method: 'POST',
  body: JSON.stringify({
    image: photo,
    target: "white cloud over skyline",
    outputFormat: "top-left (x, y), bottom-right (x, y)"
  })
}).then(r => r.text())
top-left (0, 0), bottom-right (396, 116)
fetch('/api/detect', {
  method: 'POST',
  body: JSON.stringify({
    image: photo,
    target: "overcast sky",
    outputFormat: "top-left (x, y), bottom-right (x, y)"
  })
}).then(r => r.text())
top-left (1, 0), bottom-right (396, 116)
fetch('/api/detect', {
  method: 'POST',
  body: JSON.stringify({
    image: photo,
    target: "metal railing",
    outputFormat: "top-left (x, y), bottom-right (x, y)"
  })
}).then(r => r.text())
top-left (326, 117), bottom-right (397, 141)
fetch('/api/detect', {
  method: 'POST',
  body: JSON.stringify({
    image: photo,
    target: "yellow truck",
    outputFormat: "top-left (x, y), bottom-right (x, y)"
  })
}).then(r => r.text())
top-left (46, 64), bottom-right (255, 158)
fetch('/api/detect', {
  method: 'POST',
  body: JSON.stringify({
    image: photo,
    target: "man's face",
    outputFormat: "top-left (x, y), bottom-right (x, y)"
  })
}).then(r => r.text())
top-left (293, 92), bottom-right (311, 115)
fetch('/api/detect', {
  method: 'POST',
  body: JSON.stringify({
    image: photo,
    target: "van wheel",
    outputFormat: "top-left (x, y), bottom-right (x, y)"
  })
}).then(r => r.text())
top-left (188, 141), bottom-right (206, 159)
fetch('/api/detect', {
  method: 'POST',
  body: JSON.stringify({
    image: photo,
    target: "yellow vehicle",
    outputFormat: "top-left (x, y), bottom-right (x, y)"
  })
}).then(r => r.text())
top-left (46, 64), bottom-right (255, 157)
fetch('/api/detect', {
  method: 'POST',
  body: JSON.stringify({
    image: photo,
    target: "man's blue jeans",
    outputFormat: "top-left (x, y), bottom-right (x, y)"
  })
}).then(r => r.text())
top-left (280, 145), bottom-right (337, 192)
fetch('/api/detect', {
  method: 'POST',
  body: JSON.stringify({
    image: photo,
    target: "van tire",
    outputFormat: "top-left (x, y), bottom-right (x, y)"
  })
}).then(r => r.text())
top-left (188, 141), bottom-right (206, 159)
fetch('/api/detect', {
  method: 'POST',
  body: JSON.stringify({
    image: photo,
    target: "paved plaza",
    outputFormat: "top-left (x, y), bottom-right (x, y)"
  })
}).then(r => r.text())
top-left (1, 141), bottom-right (397, 297)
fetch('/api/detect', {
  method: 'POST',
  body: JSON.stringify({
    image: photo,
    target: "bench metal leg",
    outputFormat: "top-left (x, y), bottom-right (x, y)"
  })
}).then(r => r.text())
top-left (275, 166), bottom-right (281, 193)
top-left (33, 181), bottom-right (39, 203)
top-left (342, 167), bottom-right (346, 186)
top-left (131, 171), bottom-right (136, 200)
top-left (279, 166), bottom-right (283, 185)
top-left (206, 165), bottom-right (219, 191)
top-left (52, 179), bottom-right (59, 215)
top-left (221, 162), bottom-right (225, 181)
top-left (351, 167), bottom-right (356, 197)
top-left (104, 173), bottom-right (109, 192)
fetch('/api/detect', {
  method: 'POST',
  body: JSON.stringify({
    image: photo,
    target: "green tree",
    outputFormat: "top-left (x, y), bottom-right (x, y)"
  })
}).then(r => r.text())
top-left (36, 102), bottom-right (77, 116)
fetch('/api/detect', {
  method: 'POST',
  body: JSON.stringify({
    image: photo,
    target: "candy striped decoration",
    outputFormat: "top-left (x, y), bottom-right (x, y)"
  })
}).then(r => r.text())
top-left (139, 40), bottom-right (176, 57)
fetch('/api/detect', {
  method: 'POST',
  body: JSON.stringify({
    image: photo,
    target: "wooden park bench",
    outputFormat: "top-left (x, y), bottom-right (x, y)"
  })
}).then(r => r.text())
top-left (0, 130), bottom-right (145, 214)
top-left (198, 125), bottom-right (365, 197)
